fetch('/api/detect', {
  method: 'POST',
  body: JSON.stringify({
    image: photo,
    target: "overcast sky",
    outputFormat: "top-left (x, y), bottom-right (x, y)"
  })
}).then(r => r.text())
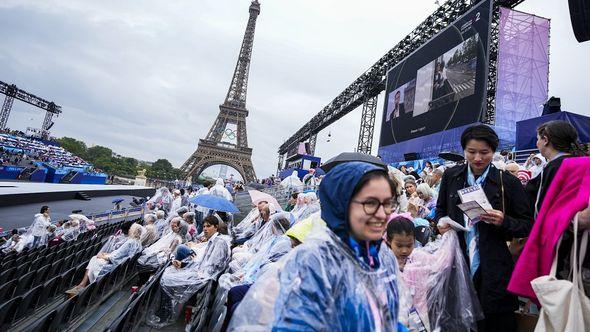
top-left (1, 0), bottom-right (588, 179)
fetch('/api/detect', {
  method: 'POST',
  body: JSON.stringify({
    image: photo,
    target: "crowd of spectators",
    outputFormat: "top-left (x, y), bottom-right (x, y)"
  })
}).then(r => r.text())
top-left (0, 133), bottom-right (90, 169)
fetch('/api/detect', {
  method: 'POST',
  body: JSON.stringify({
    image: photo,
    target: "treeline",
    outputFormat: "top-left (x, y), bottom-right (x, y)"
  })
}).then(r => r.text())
top-left (57, 137), bottom-right (183, 180)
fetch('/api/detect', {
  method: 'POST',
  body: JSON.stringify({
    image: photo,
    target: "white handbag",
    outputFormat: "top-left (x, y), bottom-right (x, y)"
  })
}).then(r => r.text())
top-left (531, 212), bottom-right (590, 332)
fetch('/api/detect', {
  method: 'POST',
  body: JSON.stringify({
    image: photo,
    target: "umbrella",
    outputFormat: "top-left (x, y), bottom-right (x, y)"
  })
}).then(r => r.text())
top-left (190, 194), bottom-right (240, 213)
top-left (112, 198), bottom-right (125, 204)
top-left (321, 152), bottom-right (387, 173)
top-left (248, 190), bottom-right (281, 210)
top-left (438, 152), bottom-right (465, 162)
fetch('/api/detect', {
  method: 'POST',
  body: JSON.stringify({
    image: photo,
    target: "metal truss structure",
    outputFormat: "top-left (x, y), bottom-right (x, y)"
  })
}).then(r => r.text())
top-left (0, 80), bottom-right (62, 133)
top-left (277, 0), bottom-right (525, 167)
top-left (180, 1), bottom-right (260, 183)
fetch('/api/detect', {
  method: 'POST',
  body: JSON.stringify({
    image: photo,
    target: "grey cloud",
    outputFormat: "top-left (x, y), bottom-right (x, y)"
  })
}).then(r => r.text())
top-left (1, 0), bottom-right (588, 179)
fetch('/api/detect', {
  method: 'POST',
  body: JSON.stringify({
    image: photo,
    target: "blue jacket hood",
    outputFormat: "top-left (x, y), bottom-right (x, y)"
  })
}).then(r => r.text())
top-left (318, 161), bottom-right (386, 242)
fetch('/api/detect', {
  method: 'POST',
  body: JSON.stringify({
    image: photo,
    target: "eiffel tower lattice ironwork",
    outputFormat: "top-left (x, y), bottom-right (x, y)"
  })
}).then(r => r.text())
top-left (180, 0), bottom-right (260, 183)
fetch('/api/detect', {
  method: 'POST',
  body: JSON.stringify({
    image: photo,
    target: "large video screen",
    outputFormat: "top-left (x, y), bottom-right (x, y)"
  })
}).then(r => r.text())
top-left (379, 0), bottom-right (492, 147)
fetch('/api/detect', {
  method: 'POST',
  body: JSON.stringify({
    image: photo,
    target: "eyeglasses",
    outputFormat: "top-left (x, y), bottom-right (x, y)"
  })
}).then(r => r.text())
top-left (351, 198), bottom-right (397, 215)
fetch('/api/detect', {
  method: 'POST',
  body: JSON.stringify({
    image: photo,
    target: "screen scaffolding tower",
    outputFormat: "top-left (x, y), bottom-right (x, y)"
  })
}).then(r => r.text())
top-left (276, 0), bottom-right (525, 170)
top-left (0, 81), bottom-right (62, 135)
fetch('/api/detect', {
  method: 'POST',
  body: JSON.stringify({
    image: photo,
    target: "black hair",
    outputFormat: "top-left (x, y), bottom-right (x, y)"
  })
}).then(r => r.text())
top-left (274, 216), bottom-right (291, 234)
top-left (203, 215), bottom-right (219, 228)
top-left (40, 205), bottom-right (50, 214)
top-left (386, 217), bottom-right (415, 242)
top-left (460, 124), bottom-right (499, 152)
top-left (180, 188), bottom-right (185, 195)
top-left (351, 170), bottom-right (397, 202)
top-left (216, 211), bottom-right (229, 222)
top-left (291, 193), bottom-right (299, 200)
top-left (11, 228), bottom-right (18, 235)
top-left (120, 222), bottom-right (132, 235)
top-left (537, 120), bottom-right (589, 157)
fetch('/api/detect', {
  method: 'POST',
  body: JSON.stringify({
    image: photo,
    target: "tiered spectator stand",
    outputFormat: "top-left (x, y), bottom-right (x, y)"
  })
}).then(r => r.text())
top-left (0, 219), bottom-right (140, 331)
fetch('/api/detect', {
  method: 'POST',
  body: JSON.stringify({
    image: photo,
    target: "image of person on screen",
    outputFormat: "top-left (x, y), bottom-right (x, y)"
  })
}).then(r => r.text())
top-left (432, 59), bottom-right (449, 100)
top-left (389, 90), bottom-right (405, 120)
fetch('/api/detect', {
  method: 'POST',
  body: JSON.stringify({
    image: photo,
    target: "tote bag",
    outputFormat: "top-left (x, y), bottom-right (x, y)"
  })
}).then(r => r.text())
top-left (531, 213), bottom-right (590, 332)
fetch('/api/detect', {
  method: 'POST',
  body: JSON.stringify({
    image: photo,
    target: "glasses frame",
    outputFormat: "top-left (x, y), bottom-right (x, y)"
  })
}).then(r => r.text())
top-left (351, 198), bottom-right (397, 215)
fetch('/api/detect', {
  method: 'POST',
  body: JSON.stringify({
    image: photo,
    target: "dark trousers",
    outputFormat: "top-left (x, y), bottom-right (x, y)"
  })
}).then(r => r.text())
top-left (223, 284), bottom-right (252, 330)
top-left (477, 312), bottom-right (517, 332)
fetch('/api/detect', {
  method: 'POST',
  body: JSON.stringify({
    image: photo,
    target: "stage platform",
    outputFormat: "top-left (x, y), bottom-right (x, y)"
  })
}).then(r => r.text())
top-left (0, 181), bottom-right (155, 208)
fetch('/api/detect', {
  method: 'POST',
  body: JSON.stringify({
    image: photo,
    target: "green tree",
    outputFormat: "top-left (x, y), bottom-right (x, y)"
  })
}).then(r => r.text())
top-left (57, 137), bottom-right (87, 159)
top-left (87, 145), bottom-right (112, 161)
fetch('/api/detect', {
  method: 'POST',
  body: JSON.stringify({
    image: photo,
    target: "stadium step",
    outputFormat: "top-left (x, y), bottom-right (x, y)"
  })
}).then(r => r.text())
top-left (75, 192), bottom-right (92, 201)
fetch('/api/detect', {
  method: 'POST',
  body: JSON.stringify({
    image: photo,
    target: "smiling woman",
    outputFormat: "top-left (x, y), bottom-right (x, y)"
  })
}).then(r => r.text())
top-left (251, 161), bottom-right (403, 330)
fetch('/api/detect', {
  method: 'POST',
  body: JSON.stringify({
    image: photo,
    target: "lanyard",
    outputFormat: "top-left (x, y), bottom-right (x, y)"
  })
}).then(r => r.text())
top-left (466, 164), bottom-right (491, 187)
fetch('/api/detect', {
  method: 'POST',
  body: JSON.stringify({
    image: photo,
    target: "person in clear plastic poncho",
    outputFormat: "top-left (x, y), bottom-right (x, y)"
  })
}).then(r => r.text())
top-left (138, 217), bottom-right (189, 271)
top-left (146, 215), bottom-right (230, 328)
top-left (229, 162), bottom-right (403, 331)
top-left (231, 205), bottom-right (261, 245)
top-left (291, 192), bottom-right (320, 224)
top-left (219, 212), bottom-right (293, 290)
top-left (279, 170), bottom-right (303, 191)
top-left (229, 204), bottom-right (285, 273)
top-left (210, 178), bottom-right (233, 202)
top-left (66, 223), bottom-right (143, 295)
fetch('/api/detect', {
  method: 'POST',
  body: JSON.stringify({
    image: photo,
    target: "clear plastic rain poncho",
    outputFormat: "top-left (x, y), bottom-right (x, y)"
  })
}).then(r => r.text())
top-left (145, 233), bottom-right (230, 328)
top-left (61, 221), bottom-right (81, 242)
top-left (230, 212), bottom-right (295, 273)
top-left (229, 162), bottom-right (401, 331)
top-left (209, 178), bottom-right (233, 202)
top-left (14, 229), bottom-right (35, 253)
top-left (100, 231), bottom-right (128, 253)
top-left (231, 207), bottom-right (260, 243)
top-left (87, 237), bottom-right (142, 283)
top-left (399, 230), bottom-right (483, 331)
top-left (291, 192), bottom-right (321, 223)
top-left (219, 213), bottom-right (292, 290)
top-left (138, 221), bottom-right (188, 270)
top-left (69, 214), bottom-right (91, 232)
top-left (228, 218), bottom-right (401, 331)
top-left (279, 171), bottom-right (303, 191)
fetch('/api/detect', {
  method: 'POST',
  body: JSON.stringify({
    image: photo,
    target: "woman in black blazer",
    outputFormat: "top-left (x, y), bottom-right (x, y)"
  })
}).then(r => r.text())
top-left (435, 125), bottom-right (533, 332)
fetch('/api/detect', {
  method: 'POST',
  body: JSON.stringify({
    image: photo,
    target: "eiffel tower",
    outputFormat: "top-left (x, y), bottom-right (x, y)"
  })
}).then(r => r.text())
top-left (180, 0), bottom-right (260, 183)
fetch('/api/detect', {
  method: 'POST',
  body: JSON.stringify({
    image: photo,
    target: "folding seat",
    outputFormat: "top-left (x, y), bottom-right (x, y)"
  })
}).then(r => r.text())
top-left (0, 296), bottom-right (21, 329)
top-left (44, 252), bottom-right (56, 264)
top-left (0, 279), bottom-right (17, 303)
top-left (14, 261), bottom-right (31, 277)
top-left (32, 264), bottom-right (50, 286)
top-left (47, 258), bottom-right (64, 279)
top-left (73, 262), bottom-right (88, 284)
top-left (90, 273), bottom-right (110, 305)
top-left (61, 254), bottom-right (74, 271)
top-left (105, 306), bottom-right (130, 332)
top-left (37, 275), bottom-right (62, 307)
top-left (70, 283), bottom-right (96, 318)
top-left (28, 256), bottom-right (43, 272)
top-left (14, 284), bottom-right (42, 320)
top-left (15, 255), bottom-right (27, 267)
top-left (24, 310), bottom-right (54, 332)
top-left (73, 250), bottom-right (84, 265)
top-left (14, 270), bottom-right (36, 296)
top-left (47, 299), bottom-right (75, 332)
top-left (59, 267), bottom-right (77, 293)
top-left (0, 267), bottom-right (16, 285)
